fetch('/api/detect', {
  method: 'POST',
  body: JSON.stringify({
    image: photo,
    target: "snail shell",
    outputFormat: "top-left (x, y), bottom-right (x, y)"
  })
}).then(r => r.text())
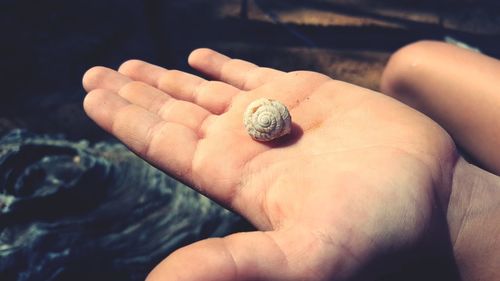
top-left (243, 98), bottom-right (292, 141)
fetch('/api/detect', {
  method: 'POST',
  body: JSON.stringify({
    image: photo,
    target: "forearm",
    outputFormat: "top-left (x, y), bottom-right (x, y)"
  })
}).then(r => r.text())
top-left (447, 157), bottom-right (500, 281)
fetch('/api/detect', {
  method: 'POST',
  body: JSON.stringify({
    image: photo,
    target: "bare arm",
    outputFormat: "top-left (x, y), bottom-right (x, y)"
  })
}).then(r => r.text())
top-left (448, 157), bottom-right (500, 281)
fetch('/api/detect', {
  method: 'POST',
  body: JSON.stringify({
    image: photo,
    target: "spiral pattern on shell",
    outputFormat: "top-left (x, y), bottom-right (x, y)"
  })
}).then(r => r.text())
top-left (243, 98), bottom-right (292, 141)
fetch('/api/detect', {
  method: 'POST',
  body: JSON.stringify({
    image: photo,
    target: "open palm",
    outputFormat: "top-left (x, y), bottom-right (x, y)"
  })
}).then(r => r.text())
top-left (83, 49), bottom-right (458, 281)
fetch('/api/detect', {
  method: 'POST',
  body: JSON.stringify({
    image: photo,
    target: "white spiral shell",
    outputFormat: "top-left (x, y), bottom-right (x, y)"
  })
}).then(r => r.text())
top-left (243, 98), bottom-right (292, 141)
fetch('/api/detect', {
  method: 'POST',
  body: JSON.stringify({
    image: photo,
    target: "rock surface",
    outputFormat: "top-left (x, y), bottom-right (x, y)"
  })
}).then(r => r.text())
top-left (0, 130), bottom-right (249, 281)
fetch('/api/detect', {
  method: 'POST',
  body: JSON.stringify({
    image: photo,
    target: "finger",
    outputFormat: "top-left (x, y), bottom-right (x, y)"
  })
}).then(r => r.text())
top-left (119, 81), bottom-right (214, 134)
top-left (156, 70), bottom-right (240, 114)
top-left (83, 66), bottom-right (131, 92)
top-left (119, 60), bottom-right (240, 114)
top-left (188, 48), bottom-right (285, 90)
top-left (118, 59), bottom-right (167, 87)
top-left (83, 89), bottom-right (198, 181)
top-left (146, 231), bottom-right (292, 281)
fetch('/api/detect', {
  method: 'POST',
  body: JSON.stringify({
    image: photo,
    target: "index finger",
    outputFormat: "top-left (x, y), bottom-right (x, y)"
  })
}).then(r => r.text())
top-left (188, 48), bottom-right (285, 90)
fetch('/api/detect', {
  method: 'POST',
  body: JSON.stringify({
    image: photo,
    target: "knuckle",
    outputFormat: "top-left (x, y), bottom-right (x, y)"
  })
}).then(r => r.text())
top-left (118, 80), bottom-right (146, 97)
top-left (194, 80), bottom-right (212, 94)
top-left (158, 69), bottom-right (181, 86)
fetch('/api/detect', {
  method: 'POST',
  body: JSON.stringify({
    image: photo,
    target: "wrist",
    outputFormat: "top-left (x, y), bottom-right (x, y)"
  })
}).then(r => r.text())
top-left (447, 157), bottom-right (500, 281)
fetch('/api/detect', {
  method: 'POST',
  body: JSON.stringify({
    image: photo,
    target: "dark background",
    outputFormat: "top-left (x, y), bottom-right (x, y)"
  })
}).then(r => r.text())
top-left (1, 0), bottom-right (499, 141)
top-left (0, 1), bottom-right (499, 280)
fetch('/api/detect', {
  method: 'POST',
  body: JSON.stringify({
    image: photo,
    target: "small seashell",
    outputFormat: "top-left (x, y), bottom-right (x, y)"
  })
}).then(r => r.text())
top-left (243, 98), bottom-right (292, 141)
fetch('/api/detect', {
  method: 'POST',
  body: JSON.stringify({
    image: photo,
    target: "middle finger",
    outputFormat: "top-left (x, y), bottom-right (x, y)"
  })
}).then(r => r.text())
top-left (119, 60), bottom-right (241, 114)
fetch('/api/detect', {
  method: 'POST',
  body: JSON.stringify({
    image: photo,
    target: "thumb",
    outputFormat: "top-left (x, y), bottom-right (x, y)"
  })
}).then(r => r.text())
top-left (146, 231), bottom-right (292, 281)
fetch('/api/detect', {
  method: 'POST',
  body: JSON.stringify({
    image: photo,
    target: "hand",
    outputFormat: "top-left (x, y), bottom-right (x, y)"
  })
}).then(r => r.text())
top-left (83, 49), bottom-right (459, 281)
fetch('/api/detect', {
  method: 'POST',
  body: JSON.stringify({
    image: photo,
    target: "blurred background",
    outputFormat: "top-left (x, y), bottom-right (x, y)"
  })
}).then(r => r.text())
top-left (0, 0), bottom-right (499, 280)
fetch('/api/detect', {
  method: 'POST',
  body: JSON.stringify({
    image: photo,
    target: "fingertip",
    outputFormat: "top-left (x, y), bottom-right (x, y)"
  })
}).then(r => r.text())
top-left (82, 66), bottom-right (110, 92)
top-left (118, 59), bottom-right (170, 87)
top-left (188, 48), bottom-right (229, 70)
top-left (118, 59), bottom-right (145, 76)
top-left (83, 89), bottom-right (129, 131)
top-left (188, 48), bottom-right (212, 66)
top-left (82, 89), bottom-right (106, 120)
top-left (82, 89), bottom-right (94, 110)
top-left (82, 89), bottom-right (102, 125)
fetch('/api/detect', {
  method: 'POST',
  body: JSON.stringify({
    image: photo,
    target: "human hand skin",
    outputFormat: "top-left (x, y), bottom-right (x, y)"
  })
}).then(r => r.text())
top-left (82, 49), bottom-right (497, 280)
top-left (448, 158), bottom-right (500, 281)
